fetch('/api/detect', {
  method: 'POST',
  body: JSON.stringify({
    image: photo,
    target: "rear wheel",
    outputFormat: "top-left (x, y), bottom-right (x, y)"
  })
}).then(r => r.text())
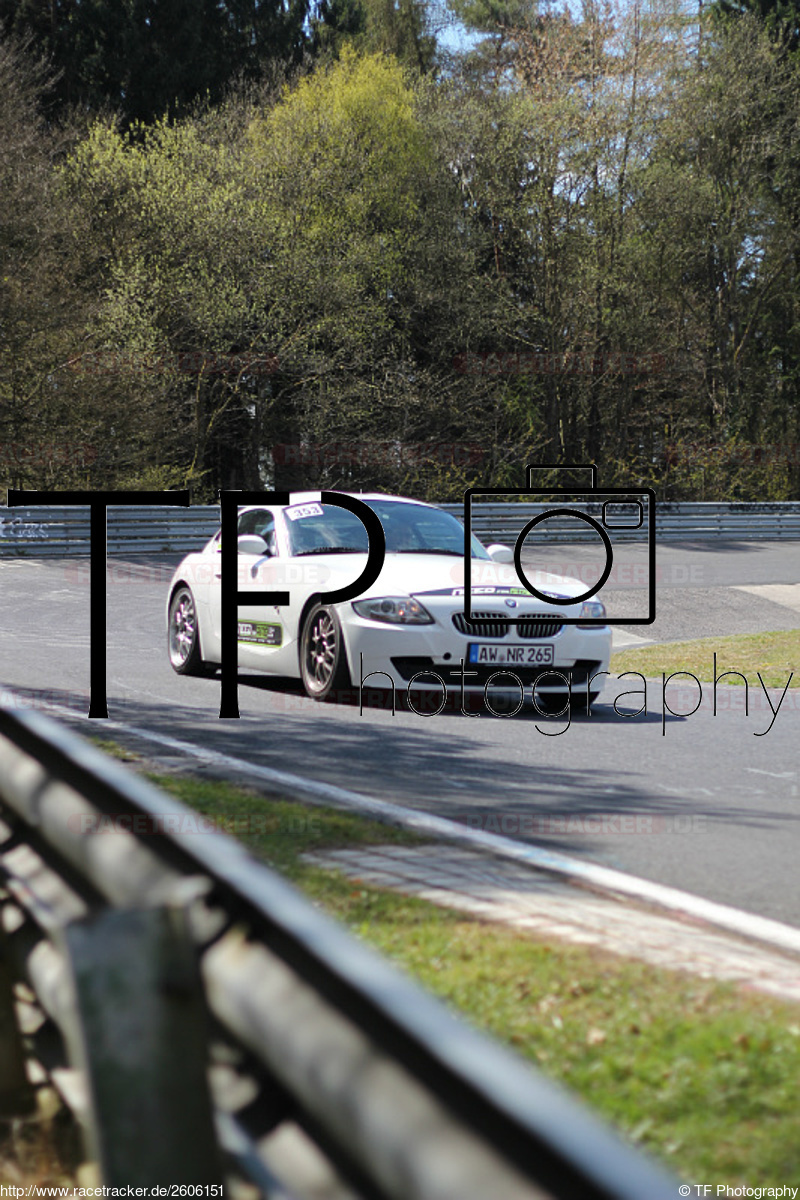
top-left (300, 605), bottom-right (352, 700)
top-left (168, 586), bottom-right (213, 676)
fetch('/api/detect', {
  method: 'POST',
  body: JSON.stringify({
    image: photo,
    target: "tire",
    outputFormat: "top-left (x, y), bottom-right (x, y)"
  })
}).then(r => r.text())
top-left (300, 605), bottom-right (352, 700)
top-left (168, 586), bottom-right (213, 676)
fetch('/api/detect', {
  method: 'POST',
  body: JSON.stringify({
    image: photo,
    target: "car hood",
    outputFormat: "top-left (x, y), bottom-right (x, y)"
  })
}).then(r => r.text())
top-left (312, 552), bottom-right (589, 610)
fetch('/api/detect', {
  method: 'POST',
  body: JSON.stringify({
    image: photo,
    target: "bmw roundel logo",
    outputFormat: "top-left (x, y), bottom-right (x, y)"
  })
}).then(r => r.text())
top-left (505, 598), bottom-right (518, 608)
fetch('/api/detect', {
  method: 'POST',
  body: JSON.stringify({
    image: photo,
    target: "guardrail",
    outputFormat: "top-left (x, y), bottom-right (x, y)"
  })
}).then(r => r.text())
top-left (0, 505), bottom-right (219, 556)
top-left (1, 500), bottom-right (800, 556)
top-left (444, 501), bottom-right (800, 543)
top-left (0, 703), bottom-right (678, 1198)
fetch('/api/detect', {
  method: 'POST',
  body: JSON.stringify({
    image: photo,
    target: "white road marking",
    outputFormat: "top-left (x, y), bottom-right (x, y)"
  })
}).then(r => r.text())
top-left (24, 694), bottom-right (800, 960)
top-left (611, 629), bottom-right (654, 649)
top-left (0, 632), bottom-right (91, 649)
top-left (733, 582), bottom-right (800, 613)
top-left (745, 767), bottom-right (795, 779)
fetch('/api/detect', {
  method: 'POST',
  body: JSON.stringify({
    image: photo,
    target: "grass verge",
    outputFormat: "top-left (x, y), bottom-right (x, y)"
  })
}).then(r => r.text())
top-left (611, 628), bottom-right (800, 687)
top-left (133, 764), bottom-right (800, 1188)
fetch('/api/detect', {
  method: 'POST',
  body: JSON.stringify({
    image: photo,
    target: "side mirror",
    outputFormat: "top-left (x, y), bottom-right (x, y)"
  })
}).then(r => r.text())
top-left (486, 543), bottom-right (513, 564)
top-left (237, 534), bottom-right (271, 556)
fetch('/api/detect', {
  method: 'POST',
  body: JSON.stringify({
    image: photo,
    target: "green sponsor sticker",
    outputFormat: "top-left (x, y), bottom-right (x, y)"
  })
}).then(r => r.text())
top-left (238, 621), bottom-right (282, 646)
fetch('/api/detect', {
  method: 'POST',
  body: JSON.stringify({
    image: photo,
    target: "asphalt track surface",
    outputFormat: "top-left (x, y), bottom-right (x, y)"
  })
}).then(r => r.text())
top-left (1, 540), bottom-right (799, 926)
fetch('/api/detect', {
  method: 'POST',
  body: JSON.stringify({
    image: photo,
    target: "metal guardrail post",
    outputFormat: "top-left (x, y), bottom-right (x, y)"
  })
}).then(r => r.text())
top-left (57, 906), bottom-right (222, 1186)
top-left (0, 925), bottom-right (35, 1116)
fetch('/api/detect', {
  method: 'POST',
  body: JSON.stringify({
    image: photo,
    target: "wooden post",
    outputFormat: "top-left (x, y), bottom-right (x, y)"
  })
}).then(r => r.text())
top-left (59, 906), bottom-right (222, 1186)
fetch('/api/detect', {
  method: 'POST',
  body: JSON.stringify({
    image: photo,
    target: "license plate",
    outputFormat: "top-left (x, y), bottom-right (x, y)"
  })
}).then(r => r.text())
top-left (467, 643), bottom-right (555, 666)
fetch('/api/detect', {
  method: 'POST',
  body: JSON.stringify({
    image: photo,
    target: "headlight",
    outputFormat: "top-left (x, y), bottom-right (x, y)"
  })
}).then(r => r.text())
top-left (577, 600), bottom-right (607, 627)
top-left (352, 596), bottom-right (434, 625)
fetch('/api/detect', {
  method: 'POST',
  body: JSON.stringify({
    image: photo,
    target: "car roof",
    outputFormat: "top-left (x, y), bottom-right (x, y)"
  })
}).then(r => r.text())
top-left (239, 492), bottom-right (437, 513)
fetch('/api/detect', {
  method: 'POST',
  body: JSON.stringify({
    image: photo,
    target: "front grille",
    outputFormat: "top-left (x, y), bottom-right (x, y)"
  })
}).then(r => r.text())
top-left (452, 611), bottom-right (563, 639)
top-left (452, 611), bottom-right (508, 638)
top-left (517, 618), bottom-right (564, 639)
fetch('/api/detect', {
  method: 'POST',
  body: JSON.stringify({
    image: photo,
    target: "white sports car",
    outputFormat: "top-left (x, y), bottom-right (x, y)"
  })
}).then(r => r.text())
top-left (166, 493), bottom-right (612, 708)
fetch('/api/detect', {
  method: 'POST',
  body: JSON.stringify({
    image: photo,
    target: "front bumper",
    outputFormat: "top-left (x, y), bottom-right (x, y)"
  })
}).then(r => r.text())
top-left (344, 612), bottom-right (612, 695)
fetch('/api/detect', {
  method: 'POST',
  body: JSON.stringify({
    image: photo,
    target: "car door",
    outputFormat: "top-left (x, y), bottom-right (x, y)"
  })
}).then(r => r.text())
top-left (207, 507), bottom-right (297, 672)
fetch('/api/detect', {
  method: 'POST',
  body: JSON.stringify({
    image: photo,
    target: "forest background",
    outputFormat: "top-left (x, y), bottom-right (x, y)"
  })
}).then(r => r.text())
top-left (2, 0), bottom-right (800, 501)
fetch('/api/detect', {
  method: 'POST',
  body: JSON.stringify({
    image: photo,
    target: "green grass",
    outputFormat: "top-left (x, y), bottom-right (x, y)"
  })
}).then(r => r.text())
top-left (146, 769), bottom-right (425, 873)
top-left (132, 766), bottom-right (800, 1187)
top-left (612, 628), bottom-right (800, 687)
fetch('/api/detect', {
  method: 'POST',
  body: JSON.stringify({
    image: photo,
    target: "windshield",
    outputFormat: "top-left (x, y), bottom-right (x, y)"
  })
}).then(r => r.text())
top-left (283, 499), bottom-right (490, 559)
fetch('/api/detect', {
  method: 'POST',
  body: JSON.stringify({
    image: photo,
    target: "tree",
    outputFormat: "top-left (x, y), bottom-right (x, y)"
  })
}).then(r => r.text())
top-left (433, 0), bottom-right (692, 477)
top-left (61, 52), bottom-right (496, 495)
top-left (249, 48), bottom-right (485, 489)
top-left (0, 0), bottom-right (309, 125)
top-left (429, 0), bottom-right (800, 496)
top-left (713, 0), bottom-right (800, 52)
top-left (0, 35), bottom-right (103, 491)
top-left (310, 0), bottom-right (437, 71)
top-left (641, 16), bottom-right (800, 472)
top-left (63, 105), bottom-right (275, 492)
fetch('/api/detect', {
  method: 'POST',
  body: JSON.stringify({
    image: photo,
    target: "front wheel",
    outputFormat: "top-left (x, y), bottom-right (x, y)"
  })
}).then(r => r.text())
top-left (168, 586), bottom-right (213, 676)
top-left (300, 605), bottom-right (352, 700)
